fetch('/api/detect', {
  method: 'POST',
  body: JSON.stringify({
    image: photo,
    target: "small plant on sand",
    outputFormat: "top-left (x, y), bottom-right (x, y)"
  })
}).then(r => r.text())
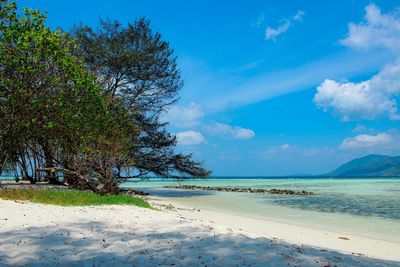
top-left (0, 189), bottom-right (151, 208)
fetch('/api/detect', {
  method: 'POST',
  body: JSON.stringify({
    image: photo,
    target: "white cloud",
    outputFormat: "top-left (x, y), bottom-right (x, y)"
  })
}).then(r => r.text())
top-left (315, 4), bottom-right (400, 121)
top-left (293, 10), bottom-right (305, 21)
top-left (340, 130), bottom-right (400, 155)
top-left (265, 10), bottom-right (305, 40)
top-left (180, 37), bottom-right (391, 114)
top-left (341, 132), bottom-right (393, 149)
top-left (266, 20), bottom-right (291, 40)
top-left (314, 60), bottom-right (400, 120)
top-left (176, 130), bottom-right (205, 146)
top-left (163, 102), bottom-right (203, 128)
top-left (204, 122), bottom-right (255, 140)
top-left (253, 13), bottom-right (265, 28)
top-left (341, 4), bottom-right (400, 52)
top-left (281, 143), bottom-right (291, 150)
top-left (352, 124), bottom-right (367, 133)
top-left (232, 128), bottom-right (255, 139)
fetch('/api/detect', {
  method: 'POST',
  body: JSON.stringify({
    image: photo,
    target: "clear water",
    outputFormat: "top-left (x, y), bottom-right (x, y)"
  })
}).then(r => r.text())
top-left (121, 178), bottom-right (400, 242)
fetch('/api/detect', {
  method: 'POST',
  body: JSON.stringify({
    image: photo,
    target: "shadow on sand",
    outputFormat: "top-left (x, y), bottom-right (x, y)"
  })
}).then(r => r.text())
top-left (0, 221), bottom-right (397, 267)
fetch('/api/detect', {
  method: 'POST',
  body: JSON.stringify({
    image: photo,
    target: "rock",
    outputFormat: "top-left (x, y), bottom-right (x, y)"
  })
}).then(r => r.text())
top-left (162, 185), bottom-right (315, 195)
top-left (120, 189), bottom-right (149, 196)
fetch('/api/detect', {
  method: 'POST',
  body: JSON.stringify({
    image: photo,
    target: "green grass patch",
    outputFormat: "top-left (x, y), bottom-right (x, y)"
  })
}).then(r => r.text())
top-left (0, 188), bottom-right (151, 208)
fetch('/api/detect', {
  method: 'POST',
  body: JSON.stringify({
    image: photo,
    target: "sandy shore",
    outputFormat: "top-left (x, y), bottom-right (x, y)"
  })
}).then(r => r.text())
top-left (0, 198), bottom-right (398, 266)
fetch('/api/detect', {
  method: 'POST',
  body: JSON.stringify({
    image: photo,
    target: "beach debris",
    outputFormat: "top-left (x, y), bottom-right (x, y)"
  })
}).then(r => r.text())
top-left (165, 204), bottom-right (176, 211)
top-left (163, 185), bottom-right (315, 195)
top-left (338, 236), bottom-right (350, 240)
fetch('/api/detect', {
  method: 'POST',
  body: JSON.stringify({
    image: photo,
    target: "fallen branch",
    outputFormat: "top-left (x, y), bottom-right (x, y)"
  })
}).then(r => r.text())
top-left (37, 167), bottom-right (99, 193)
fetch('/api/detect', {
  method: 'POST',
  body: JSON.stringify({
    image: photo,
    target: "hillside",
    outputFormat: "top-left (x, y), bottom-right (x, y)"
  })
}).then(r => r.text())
top-left (327, 154), bottom-right (400, 177)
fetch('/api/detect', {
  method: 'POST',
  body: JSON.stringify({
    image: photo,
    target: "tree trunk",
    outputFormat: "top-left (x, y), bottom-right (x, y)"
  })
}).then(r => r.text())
top-left (18, 157), bottom-right (35, 184)
top-left (0, 153), bottom-right (8, 177)
top-left (41, 141), bottom-right (58, 184)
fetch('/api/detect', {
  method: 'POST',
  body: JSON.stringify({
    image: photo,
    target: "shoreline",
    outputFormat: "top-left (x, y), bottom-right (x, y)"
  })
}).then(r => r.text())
top-left (0, 198), bottom-right (399, 266)
top-left (150, 192), bottom-right (400, 243)
top-left (148, 196), bottom-right (400, 262)
top-left (1, 182), bottom-right (399, 260)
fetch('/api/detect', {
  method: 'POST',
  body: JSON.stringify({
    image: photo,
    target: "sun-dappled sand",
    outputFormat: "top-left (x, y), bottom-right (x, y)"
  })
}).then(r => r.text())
top-left (0, 199), bottom-right (398, 266)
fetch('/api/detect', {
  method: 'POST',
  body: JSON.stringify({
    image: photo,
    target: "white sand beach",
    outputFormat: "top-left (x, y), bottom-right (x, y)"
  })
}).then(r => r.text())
top-left (0, 198), bottom-right (399, 267)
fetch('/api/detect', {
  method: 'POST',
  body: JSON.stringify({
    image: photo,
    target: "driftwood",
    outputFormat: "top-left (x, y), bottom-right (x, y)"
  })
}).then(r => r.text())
top-left (36, 167), bottom-right (99, 193)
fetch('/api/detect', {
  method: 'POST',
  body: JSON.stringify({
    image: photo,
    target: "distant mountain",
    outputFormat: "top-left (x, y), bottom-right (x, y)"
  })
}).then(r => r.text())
top-left (327, 154), bottom-right (400, 177)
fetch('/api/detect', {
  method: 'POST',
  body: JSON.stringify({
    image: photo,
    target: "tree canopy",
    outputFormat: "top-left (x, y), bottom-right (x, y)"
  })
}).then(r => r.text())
top-left (72, 18), bottom-right (211, 180)
top-left (0, 1), bottom-right (210, 193)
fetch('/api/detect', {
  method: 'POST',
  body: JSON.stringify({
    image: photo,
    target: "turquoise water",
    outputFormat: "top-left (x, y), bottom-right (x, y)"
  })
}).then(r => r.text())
top-left (121, 178), bottom-right (400, 242)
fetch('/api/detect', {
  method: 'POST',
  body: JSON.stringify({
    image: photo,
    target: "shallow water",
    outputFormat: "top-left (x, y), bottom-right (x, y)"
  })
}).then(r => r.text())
top-left (121, 178), bottom-right (400, 242)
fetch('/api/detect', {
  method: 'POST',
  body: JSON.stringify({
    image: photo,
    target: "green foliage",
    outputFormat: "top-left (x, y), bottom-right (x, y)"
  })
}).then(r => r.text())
top-left (0, 0), bottom-right (210, 194)
top-left (0, 1), bottom-right (136, 191)
top-left (73, 18), bottom-right (211, 180)
top-left (0, 188), bottom-right (151, 207)
top-left (0, 0), bottom-right (109, 155)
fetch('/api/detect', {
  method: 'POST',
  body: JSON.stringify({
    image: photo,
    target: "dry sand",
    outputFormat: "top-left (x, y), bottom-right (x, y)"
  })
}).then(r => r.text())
top-left (0, 198), bottom-right (399, 266)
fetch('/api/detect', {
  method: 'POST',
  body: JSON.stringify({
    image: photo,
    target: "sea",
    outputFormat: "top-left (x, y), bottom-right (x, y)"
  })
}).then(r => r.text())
top-left (121, 177), bottom-right (400, 243)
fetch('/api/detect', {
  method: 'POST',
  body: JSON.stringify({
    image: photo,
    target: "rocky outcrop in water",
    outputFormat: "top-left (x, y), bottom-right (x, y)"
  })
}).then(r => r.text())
top-left (163, 185), bottom-right (315, 195)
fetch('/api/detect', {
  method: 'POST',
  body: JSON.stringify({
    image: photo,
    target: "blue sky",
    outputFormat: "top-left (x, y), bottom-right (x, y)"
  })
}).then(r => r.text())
top-left (20, 0), bottom-right (400, 176)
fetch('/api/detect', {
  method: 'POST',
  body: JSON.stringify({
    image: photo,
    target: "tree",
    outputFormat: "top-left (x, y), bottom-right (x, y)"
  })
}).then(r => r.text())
top-left (0, 1), bottom-right (210, 194)
top-left (0, 1), bottom-right (133, 192)
top-left (73, 18), bottom-right (211, 180)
